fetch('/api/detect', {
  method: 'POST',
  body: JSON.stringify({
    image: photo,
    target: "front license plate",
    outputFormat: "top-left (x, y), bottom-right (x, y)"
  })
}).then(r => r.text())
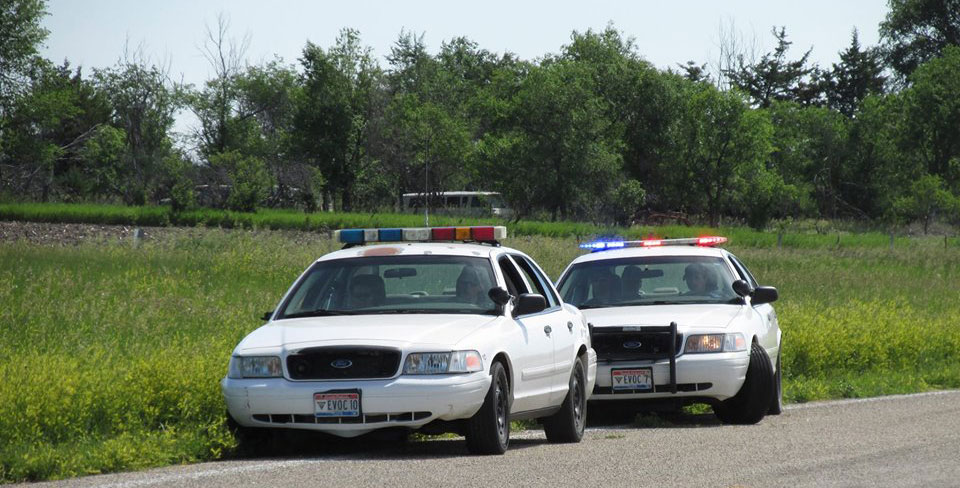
top-left (612, 368), bottom-right (653, 392)
top-left (314, 390), bottom-right (361, 417)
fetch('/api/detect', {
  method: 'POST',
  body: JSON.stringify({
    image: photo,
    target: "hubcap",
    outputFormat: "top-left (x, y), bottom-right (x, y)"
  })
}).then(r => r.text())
top-left (495, 380), bottom-right (507, 441)
top-left (573, 370), bottom-right (584, 428)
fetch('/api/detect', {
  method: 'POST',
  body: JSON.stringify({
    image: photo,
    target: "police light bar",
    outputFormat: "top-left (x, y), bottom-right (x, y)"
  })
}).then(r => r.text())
top-left (579, 236), bottom-right (728, 251)
top-left (335, 226), bottom-right (507, 245)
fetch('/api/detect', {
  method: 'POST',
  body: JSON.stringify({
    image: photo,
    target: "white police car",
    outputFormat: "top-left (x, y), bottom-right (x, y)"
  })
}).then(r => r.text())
top-left (222, 226), bottom-right (597, 454)
top-left (556, 237), bottom-right (781, 424)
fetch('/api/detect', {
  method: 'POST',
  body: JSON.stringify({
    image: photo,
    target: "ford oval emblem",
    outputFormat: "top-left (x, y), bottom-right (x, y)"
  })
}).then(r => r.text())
top-left (331, 359), bottom-right (353, 369)
top-left (623, 341), bottom-right (642, 349)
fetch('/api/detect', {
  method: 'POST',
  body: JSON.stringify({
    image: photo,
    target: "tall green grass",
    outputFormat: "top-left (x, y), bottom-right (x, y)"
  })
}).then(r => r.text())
top-left (1, 230), bottom-right (958, 482)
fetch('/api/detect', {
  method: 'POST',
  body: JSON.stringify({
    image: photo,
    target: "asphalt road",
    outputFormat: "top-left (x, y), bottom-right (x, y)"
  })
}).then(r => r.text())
top-left (27, 390), bottom-right (960, 488)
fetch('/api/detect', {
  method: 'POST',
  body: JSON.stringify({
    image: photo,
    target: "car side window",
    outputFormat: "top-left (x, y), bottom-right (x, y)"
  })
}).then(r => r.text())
top-left (728, 254), bottom-right (759, 289)
top-left (512, 254), bottom-right (560, 308)
top-left (497, 256), bottom-right (528, 297)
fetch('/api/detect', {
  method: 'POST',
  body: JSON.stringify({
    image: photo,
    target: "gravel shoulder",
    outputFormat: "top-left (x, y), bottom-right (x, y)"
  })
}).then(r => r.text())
top-left (23, 390), bottom-right (960, 488)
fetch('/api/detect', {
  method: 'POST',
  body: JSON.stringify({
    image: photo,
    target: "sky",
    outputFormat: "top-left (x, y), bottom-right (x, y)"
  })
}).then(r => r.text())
top-left (40, 0), bottom-right (891, 135)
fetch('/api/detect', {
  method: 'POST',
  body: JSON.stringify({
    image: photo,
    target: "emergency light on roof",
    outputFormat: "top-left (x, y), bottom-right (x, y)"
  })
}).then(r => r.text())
top-left (579, 236), bottom-right (728, 251)
top-left (334, 226), bottom-right (507, 245)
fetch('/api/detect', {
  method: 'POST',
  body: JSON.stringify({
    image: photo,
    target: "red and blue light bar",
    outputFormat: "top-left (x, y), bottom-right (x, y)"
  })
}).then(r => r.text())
top-left (580, 236), bottom-right (728, 251)
top-left (335, 226), bottom-right (507, 245)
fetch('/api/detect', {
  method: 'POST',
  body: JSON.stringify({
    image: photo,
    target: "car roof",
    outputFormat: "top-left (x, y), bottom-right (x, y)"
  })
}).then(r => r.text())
top-left (317, 242), bottom-right (511, 263)
top-left (568, 245), bottom-right (728, 265)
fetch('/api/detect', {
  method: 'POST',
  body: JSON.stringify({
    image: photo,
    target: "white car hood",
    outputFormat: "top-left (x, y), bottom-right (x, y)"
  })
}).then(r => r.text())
top-left (235, 314), bottom-right (499, 353)
top-left (580, 304), bottom-right (746, 329)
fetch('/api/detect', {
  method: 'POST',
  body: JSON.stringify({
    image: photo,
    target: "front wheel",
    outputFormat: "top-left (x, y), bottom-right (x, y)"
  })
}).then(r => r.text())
top-left (543, 356), bottom-right (587, 443)
top-left (714, 342), bottom-right (774, 425)
top-left (465, 361), bottom-right (510, 454)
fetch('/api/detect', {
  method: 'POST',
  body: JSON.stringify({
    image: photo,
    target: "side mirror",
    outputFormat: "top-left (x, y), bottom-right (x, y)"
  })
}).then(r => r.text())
top-left (261, 311), bottom-right (273, 321)
top-left (751, 286), bottom-right (779, 305)
top-left (488, 287), bottom-right (512, 306)
top-left (514, 293), bottom-right (547, 316)
top-left (732, 280), bottom-right (752, 297)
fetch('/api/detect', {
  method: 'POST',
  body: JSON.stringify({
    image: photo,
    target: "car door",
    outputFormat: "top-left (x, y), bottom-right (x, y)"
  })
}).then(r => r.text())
top-left (511, 253), bottom-right (576, 405)
top-left (497, 255), bottom-right (555, 413)
top-left (728, 253), bottom-right (779, 354)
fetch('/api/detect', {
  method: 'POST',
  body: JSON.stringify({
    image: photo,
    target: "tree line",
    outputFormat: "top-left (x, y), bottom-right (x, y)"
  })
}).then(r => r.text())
top-left (1, 0), bottom-right (959, 230)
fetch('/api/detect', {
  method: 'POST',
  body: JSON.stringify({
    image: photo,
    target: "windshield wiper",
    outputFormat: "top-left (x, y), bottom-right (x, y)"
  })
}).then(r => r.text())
top-left (281, 309), bottom-right (357, 319)
top-left (365, 308), bottom-right (497, 315)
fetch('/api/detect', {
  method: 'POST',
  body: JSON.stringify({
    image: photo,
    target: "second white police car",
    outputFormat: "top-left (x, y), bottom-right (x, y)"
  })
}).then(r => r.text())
top-left (222, 226), bottom-right (597, 454)
top-left (556, 236), bottom-right (782, 424)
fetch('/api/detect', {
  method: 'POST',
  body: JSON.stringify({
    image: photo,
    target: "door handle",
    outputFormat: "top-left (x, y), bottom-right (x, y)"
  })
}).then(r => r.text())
top-left (544, 325), bottom-right (552, 335)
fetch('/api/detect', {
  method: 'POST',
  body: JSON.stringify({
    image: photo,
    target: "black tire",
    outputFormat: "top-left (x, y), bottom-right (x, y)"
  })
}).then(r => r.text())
top-left (767, 343), bottom-right (783, 415)
top-left (543, 356), bottom-right (587, 443)
top-left (226, 412), bottom-right (273, 454)
top-left (713, 342), bottom-right (774, 425)
top-left (465, 361), bottom-right (510, 455)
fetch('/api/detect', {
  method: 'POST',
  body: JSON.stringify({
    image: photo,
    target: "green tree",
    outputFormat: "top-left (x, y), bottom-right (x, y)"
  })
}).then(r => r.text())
top-left (892, 174), bottom-right (958, 233)
top-left (477, 60), bottom-right (621, 220)
top-left (77, 124), bottom-right (126, 199)
top-left (295, 29), bottom-right (380, 211)
top-left (232, 59), bottom-right (303, 206)
top-left (560, 26), bottom-right (681, 205)
top-left (666, 83), bottom-right (774, 227)
top-left (209, 150), bottom-right (272, 212)
top-left (1, 60), bottom-right (111, 200)
top-left (766, 101), bottom-right (854, 219)
top-left (846, 93), bottom-right (915, 219)
top-left (190, 14), bottom-right (250, 158)
top-left (879, 0), bottom-right (960, 80)
top-left (94, 51), bottom-right (183, 204)
top-left (372, 31), bottom-right (477, 211)
top-left (0, 0), bottom-right (48, 111)
top-left (725, 27), bottom-right (822, 108)
top-left (823, 30), bottom-right (887, 116)
top-left (609, 179), bottom-right (646, 226)
top-left (900, 45), bottom-right (960, 192)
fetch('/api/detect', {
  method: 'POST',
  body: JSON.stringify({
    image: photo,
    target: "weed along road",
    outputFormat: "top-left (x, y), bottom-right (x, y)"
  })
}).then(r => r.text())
top-left (28, 390), bottom-right (960, 488)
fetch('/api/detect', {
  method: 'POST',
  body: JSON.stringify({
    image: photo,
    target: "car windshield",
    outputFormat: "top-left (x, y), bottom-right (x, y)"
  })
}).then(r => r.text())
top-left (276, 255), bottom-right (498, 318)
top-left (557, 255), bottom-right (738, 308)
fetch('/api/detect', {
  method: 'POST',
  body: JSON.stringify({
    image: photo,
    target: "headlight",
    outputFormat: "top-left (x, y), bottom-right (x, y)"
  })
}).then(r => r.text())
top-left (228, 356), bottom-right (283, 378)
top-left (684, 333), bottom-right (747, 353)
top-left (403, 351), bottom-right (483, 374)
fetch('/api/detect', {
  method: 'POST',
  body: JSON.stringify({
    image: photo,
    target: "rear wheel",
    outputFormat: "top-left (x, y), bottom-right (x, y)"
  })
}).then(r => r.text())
top-left (465, 362), bottom-right (510, 454)
top-left (714, 342), bottom-right (774, 425)
top-left (543, 356), bottom-right (587, 443)
top-left (767, 343), bottom-right (783, 415)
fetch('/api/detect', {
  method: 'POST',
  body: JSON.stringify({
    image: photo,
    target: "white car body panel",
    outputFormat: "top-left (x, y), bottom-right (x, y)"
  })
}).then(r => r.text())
top-left (223, 241), bottom-right (596, 438)
top-left (556, 244), bottom-right (780, 406)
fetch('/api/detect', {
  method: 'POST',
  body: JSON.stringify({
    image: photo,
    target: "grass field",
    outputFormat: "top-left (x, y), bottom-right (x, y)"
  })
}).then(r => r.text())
top-left (1, 226), bottom-right (959, 482)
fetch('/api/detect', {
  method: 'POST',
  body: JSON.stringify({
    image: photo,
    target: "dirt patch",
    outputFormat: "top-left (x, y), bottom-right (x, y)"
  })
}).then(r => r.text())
top-left (0, 221), bottom-right (171, 245)
top-left (0, 221), bottom-right (330, 246)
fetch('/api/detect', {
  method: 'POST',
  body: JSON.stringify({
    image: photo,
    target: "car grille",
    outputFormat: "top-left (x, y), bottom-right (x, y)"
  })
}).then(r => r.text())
top-left (286, 346), bottom-right (401, 380)
top-left (591, 325), bottom-right (683, 361)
